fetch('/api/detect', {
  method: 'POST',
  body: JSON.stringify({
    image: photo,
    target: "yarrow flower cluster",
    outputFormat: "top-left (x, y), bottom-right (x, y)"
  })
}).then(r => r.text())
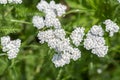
top-left (37, 29), bottom-right (81, 67)
top-left (0, 0), bottom-right (22, 4)
top-left (1, 36), bottom-right (21, 59)
top-left (103, 19), bottom-right (119, 37)
top-left (84, 25), bottom-right (108, 57)
top-left (33, 0), bottom-right (120, 67)
top-left (32, 0), bottom-right (67, 29)
top-left (70, 27), bottom-right (85, 47)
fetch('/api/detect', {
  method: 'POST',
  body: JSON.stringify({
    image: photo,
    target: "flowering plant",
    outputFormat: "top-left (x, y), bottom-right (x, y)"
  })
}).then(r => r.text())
top-left (0, 0), bottom-right (120, 80)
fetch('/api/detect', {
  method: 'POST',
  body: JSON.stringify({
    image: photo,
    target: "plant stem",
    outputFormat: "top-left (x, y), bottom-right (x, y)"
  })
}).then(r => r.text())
top-left (11, 19), bottom-right (32, 24)
top-left (0, 53), bottom-right (7, 56)
top-left (56, 69), bottom-right (63, 80)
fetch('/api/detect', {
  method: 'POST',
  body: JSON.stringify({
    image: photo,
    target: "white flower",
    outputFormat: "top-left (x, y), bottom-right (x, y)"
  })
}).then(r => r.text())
top-left (37, 30), bottom-right (55, 44)
top-left (37, 29), bottom-right (81, 67)
top-left (70, 48), bottom-right (81, 61)
top-left (34, 0), bottom-right (67, 30)
top-left (44, 9), bottom-right (56, 18)
top-left (89, 25), bottom-right (104, 36)
top-left (0, 0), bottom-right (7, 4)
top-left (52, 54), bottom-right (64, 67)
top-left (49, 0), bottom-right (56, 10)
top-left (54, 29), bottom-right (66, 40)
top-left (44, 13), bottom-right (61, 28)
top-left (52, 47), bottom-right (81, 67)
top-left (103, 19), bottom-right (119, 37)
top-left (13, 0), bottom-right (22, 4)
top-left (84, 25), bottom-right (108, 57)
top-left (49, 1), bottom-right (67, 17)
top-left (48, 38), bottom-right (70, 52)
top-left (37, 0), bottom-right (50, 12)
top-left (7, 48), bottom-right (19, 59)
top-left (55, 3), bottom-right (67, 17)
top-left (8, 0), bottom-right (22, 4)
top-left (52, 51), bottom-right (72, 67)
top-left (70, 27), bottom-right (85, 46)
top-left (92, 46), bottom-right (108, 57)
top-left (32, 16), bottom-right (45, 29)
top-left (1, 36), bottom-right (10, 46)
top-left (1, 36), bottom-right (21, 59)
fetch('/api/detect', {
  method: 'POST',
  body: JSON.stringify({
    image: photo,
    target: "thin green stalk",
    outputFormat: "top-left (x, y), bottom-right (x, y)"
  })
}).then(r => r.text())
top-left (0, 53), bottom-right (7, 56)
top-left (56, 69), bottom-right (63, 80)
top-left (11, 19), bottom-right (32, 24)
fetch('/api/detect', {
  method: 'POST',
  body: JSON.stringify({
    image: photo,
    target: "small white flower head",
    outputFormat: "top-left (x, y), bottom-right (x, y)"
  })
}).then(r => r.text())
top-left (1, 36), bottom-right (10, 46)
top-left (70, 48), bottom-right (81, 61)
top-left (0, 0), bottom-right (7, 4)
top-left (32, 16), bottom-right (45, 29)
top-left (37, 0), bottom-right (50, 12)
top-left (44, 9), bottom-right (56, 18)
top-left (83, 36), bottom-right (96, 50)
top-left (92, 46), bottom-right (108, 57)
top-left (52, 52), bottom-right (71, 67)
top-left (47, 38), bottom-right (60, 49)
top-left (37, 30), bottom-right (55, 44)
top-left (84, 25), bottom-right (108, 57)
top-left (103, 19), bottom-right (119, 37)
top-left (84, 35), bottom-right (108, 57)
top-left (54, 29), bottom-right (66, 40)
top-left (49, 0), bottom-right (56, 9)
top-left (44, 14), bottom-right (61, 28)
top-left (70, 27), bottom-right (85, 46)
top-left (7, 48), bottom-right (19, 59)
top-left (49, 0), bottom-right (67, 16)
top-left (55, 3), bottom-right (67, 17)
top-left (48, 38), bottom-right (70, 52)
top-left (13, 0), bottom-right (22, 4)
top-left (1, 36), bottom-right (21, 59)
top-left (55, 38), bottom-right (70, 52)
top-left (89, 25), bottom-right (104, 36)
top-left (8, 0), bottom-right (22, 4)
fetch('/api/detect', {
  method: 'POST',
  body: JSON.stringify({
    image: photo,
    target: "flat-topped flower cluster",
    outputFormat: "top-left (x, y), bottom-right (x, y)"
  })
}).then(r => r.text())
top-left (32, 0), bottom-right (120, 67)
top-left (0, 0), bottom-right (22, 4)
top-left (1, 36), bottom-right (21, 59)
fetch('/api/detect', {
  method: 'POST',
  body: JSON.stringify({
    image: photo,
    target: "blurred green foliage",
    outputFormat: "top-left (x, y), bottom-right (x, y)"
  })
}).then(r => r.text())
top-left (0, 0), bottom-right (120, 80)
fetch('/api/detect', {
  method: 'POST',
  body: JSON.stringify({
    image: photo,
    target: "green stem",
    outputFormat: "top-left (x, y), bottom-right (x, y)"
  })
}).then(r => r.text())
top-left (0, 53), bottom-right (7, 56)
top-left (62, 9), bottom-right (80, 17)
top-left (65, 31), bottom-right (71, 35)
top-left (11, 19), bottom-right (32, 24)
top-left (62, 9), bottom-right (95, 17)
top-left (56, 69), bottom-right (63, 80)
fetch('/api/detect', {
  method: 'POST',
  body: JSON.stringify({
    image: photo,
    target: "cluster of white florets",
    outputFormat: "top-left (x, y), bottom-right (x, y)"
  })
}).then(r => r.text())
top-left (33, 0), bottom-right (120, 67)
top-left (32, 0), bottom-right (67, 29)
top-left (84, 25), bottom-right (108, 57)
top-left (70, 27), bottom-right (85, 47)
top-left (1, 36), bottom-right (21, 59)
top-left (37, 29), bottom-right (81, 67)
top-left (0, 0), bottom-right (22, 4)
top-left (103, 19), bottom-right (119, 37)
top-left (52, 47), bottom-right (81, 67)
